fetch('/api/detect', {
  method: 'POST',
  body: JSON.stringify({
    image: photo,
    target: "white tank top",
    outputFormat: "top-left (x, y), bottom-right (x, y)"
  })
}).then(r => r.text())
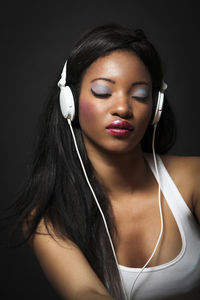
top-left (118, 153), bottom-right (200, 300)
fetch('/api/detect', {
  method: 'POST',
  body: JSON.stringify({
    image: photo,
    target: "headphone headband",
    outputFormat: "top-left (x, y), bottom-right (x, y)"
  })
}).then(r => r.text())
top-left (161, 81), bottom-right (168, 92)
top-left (58, 61), bottom-right (67, 88)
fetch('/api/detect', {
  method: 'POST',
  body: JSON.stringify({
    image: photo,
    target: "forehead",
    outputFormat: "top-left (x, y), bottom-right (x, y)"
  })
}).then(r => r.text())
top-left (81, 50), bottom-right (151, 85)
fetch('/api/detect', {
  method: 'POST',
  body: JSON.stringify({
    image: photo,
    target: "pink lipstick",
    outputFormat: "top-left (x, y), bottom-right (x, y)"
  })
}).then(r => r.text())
top-left (106, 120), bottom-right (134, 137)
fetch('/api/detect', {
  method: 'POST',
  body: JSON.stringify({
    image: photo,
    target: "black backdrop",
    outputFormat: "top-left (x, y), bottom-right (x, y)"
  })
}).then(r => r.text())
top-left (1, 0), bottom-right (200, 299)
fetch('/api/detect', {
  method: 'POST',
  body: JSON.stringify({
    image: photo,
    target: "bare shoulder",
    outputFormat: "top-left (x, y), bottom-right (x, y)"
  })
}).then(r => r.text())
top-left (159, 154), bottom-right (200, 183)
top-left (160, 153), bottom-right (200, 169)
top-left (159, 154), bottom-right (200, 217)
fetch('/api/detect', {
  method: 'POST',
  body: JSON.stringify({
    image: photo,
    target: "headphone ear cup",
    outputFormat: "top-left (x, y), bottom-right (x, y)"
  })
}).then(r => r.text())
top-left (59, 86), bottom-right (75, 121)
top-left (152, 90), bottom-right (164, 125)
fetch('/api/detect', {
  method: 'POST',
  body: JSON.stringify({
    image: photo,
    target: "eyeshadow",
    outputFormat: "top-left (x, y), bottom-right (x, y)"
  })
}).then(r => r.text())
top-left (91, 84), bottom-right (111, 94)
top-left (132, 88), bottom-right (148, 97)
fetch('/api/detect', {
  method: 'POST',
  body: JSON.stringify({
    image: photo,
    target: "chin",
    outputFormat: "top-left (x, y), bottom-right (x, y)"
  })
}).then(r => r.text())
top-left (83, 132), bottom-right (144, 156)
top-left (97, 140), bottom-right (142, 156)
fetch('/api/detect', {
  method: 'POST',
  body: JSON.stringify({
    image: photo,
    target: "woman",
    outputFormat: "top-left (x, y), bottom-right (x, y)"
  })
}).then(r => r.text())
top-left (14, 23), bottom-right (200, 300)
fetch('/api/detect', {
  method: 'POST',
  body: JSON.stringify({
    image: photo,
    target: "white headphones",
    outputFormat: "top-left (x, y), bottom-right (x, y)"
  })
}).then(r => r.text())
top-left (57, 61), bottom-right (75, 121)
top-left (57, 59), bottom-right (168, 300)
top-left (58, 60), bottom-right (168, 124)
top-left (151, 81), bottom-right (168, 125)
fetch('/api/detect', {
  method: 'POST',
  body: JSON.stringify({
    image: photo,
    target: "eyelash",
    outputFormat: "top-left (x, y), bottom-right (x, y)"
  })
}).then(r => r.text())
top-left (91, 90), bottom-right (149, 101)
top-left (91, 90), bottom-right (111, 98)
top-left (132, 96), bottom-right (149, 102)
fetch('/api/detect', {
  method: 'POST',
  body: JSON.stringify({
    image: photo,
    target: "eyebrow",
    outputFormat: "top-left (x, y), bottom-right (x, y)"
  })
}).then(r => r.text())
top-left (90, 78), bottom-right (150, 87)
top-left (91, 77), bottom-right (115, 84)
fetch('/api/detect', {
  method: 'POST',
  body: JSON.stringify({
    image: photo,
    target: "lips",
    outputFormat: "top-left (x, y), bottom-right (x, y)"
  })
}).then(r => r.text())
top-left (106, 120), bottom-right (134, 136)
top-left (107, 120), bottom-right (134, 130)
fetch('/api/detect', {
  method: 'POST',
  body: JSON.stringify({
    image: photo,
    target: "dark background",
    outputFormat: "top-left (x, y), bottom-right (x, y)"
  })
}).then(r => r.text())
top-left (0, 0), bottom-right (200, 299)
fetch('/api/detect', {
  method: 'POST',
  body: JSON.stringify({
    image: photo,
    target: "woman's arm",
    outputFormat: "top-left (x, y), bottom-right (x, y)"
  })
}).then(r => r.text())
top-left (29, 219), bottom-right (114, 300)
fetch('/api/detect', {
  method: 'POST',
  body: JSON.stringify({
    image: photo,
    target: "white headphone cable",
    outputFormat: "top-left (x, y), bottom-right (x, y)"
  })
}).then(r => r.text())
top-left (128, 123), bottom-right (164, 299)
top-left (67, 118), bottom-right (163, 300)
top-left (67, 118), bottom-right (128, 300)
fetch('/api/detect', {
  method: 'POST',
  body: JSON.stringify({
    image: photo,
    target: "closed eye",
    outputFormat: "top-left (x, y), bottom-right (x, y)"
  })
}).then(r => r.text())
top-left (91, 84), bottom-right (111, 98)
top-left (132, 87), bottom-right (149, 102)
top-left (91, 89), bottom-right (111, 98)
top-left (132, 96), bottom-right (149, 102)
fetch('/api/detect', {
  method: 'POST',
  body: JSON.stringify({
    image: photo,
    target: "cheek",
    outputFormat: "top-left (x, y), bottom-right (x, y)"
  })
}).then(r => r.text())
top-left (136, 103), bottom-right (153, 125)
top-left (79, 98), bottom-right (98, 125)
top-left (144, 106), bottom-right (153, 123)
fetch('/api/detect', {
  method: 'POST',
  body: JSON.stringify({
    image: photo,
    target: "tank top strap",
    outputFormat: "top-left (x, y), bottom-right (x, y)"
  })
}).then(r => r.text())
top-left (143, 153), bottom-right (194, 221)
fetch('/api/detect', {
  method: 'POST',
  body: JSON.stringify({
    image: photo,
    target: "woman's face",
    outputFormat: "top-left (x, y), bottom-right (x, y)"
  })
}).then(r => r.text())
top-left (78, 50), bottom-right (152, 155)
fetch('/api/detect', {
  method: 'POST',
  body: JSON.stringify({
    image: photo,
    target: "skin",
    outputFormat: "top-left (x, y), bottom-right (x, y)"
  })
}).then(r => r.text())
top-left (79, 50), bottom-right (152, 156)
top-left (79, 50), bottom-right (153, 198)
top-left (30, 50), bottom-right (200, 300)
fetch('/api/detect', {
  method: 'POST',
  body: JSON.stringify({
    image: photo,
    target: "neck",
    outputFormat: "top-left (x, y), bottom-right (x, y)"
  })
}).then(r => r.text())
top-left (85, 143), bottom-right (150, 200)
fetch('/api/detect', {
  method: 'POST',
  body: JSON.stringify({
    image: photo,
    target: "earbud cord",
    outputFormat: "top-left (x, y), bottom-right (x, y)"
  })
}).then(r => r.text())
top-left (67, 118), bottom-right (128, 300)
top-left (129, 123), bottom-right (164, 299)
top-left (67, 118), bottom-right (163, 300)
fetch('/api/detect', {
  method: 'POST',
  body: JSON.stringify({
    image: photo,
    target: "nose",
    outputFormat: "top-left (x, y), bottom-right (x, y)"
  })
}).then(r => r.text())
top-left (110, 93), bottom-right (133, 119)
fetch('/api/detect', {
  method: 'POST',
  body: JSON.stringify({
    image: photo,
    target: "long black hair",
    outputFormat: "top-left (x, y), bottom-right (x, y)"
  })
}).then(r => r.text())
top-left (7, 23), bottom-right (176, 300)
